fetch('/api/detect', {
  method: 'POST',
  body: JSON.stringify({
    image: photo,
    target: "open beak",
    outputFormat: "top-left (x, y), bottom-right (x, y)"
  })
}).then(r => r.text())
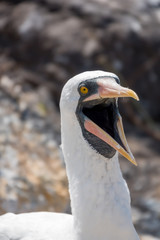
top-left (83, 78), bottom-right (139, 166)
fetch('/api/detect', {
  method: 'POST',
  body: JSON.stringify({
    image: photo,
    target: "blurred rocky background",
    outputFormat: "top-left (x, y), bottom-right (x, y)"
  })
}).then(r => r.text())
top-left (0, 0), bottom-right (159, 239)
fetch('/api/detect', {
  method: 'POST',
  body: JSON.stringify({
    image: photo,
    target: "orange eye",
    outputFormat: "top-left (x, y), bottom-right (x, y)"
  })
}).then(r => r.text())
top-left (80, 86), bottom-right (88, 95)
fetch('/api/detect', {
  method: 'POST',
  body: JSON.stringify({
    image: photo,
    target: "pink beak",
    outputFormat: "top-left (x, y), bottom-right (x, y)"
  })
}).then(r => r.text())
top-left (83, 78), bottom-right (139, 102)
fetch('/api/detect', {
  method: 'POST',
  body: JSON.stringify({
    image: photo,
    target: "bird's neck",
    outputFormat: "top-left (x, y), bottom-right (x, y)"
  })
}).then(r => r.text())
top-left (61, 115), bottom-right (139, 240)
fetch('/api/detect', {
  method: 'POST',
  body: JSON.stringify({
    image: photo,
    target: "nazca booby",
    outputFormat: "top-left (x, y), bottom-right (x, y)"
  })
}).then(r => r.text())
top-left (0, 70), bottom-right (140, 240)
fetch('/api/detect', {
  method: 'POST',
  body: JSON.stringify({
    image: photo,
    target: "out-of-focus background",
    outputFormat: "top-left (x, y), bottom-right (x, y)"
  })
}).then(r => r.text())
top-left (0, 0), bottom-right (159, 239)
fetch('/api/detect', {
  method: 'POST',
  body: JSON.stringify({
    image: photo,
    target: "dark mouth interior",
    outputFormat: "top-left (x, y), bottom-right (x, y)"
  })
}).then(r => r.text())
top-left (82, 100), bottom-right (126, 150)
top-left (82, 101), bottom-right (116, 139)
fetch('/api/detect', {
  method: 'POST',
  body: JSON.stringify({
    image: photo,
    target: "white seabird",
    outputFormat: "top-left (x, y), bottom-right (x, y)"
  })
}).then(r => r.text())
top-left (0, 70), bottom-right (140, 240)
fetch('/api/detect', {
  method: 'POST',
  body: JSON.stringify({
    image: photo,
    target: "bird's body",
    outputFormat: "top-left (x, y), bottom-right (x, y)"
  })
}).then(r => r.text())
top-left (0, 71), bottom-right (140, 240)
top-left (0, 212), bottom-right (73, 240)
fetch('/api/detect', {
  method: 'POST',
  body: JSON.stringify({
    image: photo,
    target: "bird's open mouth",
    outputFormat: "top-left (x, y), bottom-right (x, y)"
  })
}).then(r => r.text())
top-left (81, 99), bottom-right (136, 165)
top-left (82, 99), bottom-right (126, 151)
top-left (77, 78), bottom-right (139, 165)
top-left (83, 101), bottom-right (116, 139)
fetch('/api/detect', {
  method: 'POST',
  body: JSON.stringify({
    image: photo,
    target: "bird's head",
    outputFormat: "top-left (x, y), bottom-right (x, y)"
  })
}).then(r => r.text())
top-left (60, 70), bottom-right (139, 165)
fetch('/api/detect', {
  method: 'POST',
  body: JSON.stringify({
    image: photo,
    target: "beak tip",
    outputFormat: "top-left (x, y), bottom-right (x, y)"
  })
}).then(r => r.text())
top-left (128, 89), bottom-right (139, 101)
top-left (132, 158), bottom-right (138, 166)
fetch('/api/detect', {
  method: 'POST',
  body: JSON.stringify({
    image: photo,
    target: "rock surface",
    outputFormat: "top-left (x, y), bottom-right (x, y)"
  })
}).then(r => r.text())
top-left (0, 76), bottom-right (68, 214)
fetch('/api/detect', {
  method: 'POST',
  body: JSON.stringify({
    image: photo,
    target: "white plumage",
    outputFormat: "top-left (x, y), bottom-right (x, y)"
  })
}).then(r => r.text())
top-left (0, 71), bottom-right (139, 240)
